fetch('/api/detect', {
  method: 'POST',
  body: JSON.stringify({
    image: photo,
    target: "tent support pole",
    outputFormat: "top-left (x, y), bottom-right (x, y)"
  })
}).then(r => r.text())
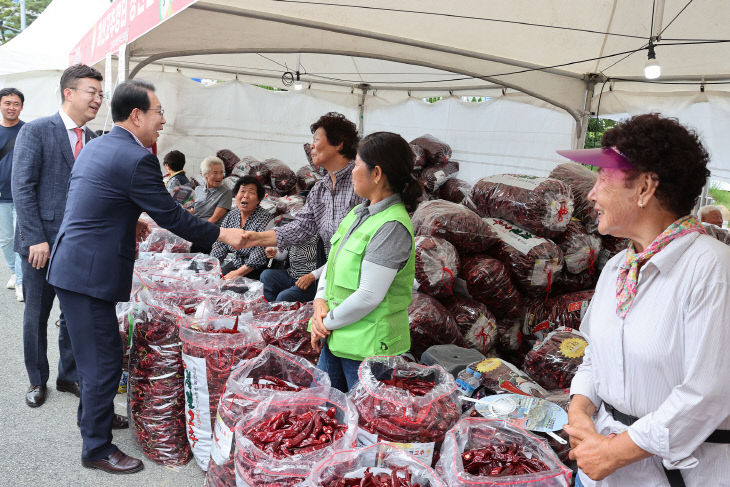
top-left (357, 83), bottom-right (369, 137)
top-left (574, 75), bottom-right (600, 149)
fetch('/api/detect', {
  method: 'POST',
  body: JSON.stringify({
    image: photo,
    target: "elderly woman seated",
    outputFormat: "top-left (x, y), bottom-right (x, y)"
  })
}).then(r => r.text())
top-left (191, 155), bottom-right (231, 225)
top-left (211, 176), bottom-right (273, 280)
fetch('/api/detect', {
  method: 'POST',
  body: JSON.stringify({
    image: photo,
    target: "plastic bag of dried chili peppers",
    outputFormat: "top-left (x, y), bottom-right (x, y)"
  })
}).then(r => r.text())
top-left (180, 315), bottom-right (265, 470)
top-left (305, 442), bottom-right (446, 487)
top-left (412, 200), bottom-right (498, 254)
top-left (411, 143), bottom-right (428, 171)
top-left (458, 255), bottom-right (522, 320)
top-left (521, 290), bottom-right (593, 342)
top-left (436, 418), bottom-right (571, 486)
top-left (138, 226), bottom-right (192, 253)
top-left (296, 165), bottom-right (324, 192)
top-left (410, 135), bottom-right (452, 167)
top-left (232, 156), bottom-right (258, 179)
top-left (556, 220), bottom-right (601, 275)
top-left (263, 158), bottom-right (298, 196)
top-left (467, 175), bottom-right (574, 239)
top-left (437, 178), bottom-right (472, 204)
top-left (234, 387), bottom-right (358, 486)
top-left (702, 222), bottom-right (730, 245)
top-left (349, 356), bottom-right (461, 466)
top-left (421, 160), bottom-right (460, 195)
top-left (441, 296), bottom-right (497, 355)
top-left (250, 301), bottom-right (319, 363)
top-left (484, 218), bottom-right (563, 296)
top-left (127, 300), bottom-right (191, 466)
top-left (467, 358), bottom-right (547, 397)
top-left (205, 345), bottom-right (330, 487)
top-left (596, 234), bottom-right (630, 271)
top-left (217, 149), bottom-right (240, 177)
top-left (415, 236), bottom-right (459, 298)
top-left (269, 194), bottom-right (307, 217)
top-left (522, 327), bottom-right (587, 391)
top-left (549, 162), bottom-right (599, 233)
top-left (408, 292), bottom-right (466, 361)
top-left (551, 270), bottom-right (596, 294)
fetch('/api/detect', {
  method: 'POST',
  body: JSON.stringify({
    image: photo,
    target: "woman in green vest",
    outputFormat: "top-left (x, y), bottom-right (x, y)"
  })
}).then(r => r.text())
top-left (309, 131), bottom-right (422, 392)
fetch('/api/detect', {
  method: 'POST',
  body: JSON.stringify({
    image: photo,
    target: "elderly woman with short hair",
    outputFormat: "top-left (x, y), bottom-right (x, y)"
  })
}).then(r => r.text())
top-left (557, 114), bottom-right (730, 487)
top-left (191, 156), bottom-right (231, 225)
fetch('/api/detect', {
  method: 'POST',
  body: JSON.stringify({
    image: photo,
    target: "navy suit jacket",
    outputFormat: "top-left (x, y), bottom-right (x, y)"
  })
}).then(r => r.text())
top-left (47, 126), bottom-right (220, 303)
top-left (11, 112), bottom-right (96, 255)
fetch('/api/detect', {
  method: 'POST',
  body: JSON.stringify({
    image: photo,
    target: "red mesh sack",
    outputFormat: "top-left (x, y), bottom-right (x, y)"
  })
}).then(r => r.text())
top-left (415, 236), bottom-right (459, 298)
top-left (459, 255), bottom-right (522, 320)
top-left (216, 149), bottom-right (240, 177)
top-left (468, 358), bottom-right (547, 398)
top-left (441, 296), bottom-right (497, 355)
top-left (436, 418), bottom-right (571, 486)
top-left (296, 165), bottom-right (324, 192)
top-left (350, 356), bottom-right (462, 466)
top-left (521, 290), bottom-right (593, 342)
top-left (408, 292), bottom-right (466, 360)
top-left (468, 175), bottom-right (574, 239)
top-left (557, 220), bottom-right (601, 275)
top-left (438, 178), bottom-right (472, 204)
top-left (410, 134), bottom-right (452, 166)
top-left (251, 301), bottom-right (319, 363)
top-left (549, 162), bottom-right (599, 233)
top-left (234, 387), bottom-right (358, 486)
top-left (484, 218), bottom-right (563, 296)
top-left (411, 143), bottom-right (428, 171)
top-left (127, 300), bottom-right (191, 466)
top-left (305, 442), bottom-right (445, 487)
top-left (412, 200), bottom-right (497, 254)
top-left (180, 316), bottom-right (265, 470)
top-left (264, 158), bottom-right (298, 195)
top-left (523, 327), bottom-right (587, 390)
top-left (421, 160), bottom-right (459, 194)
top-left (204, 346), bottom-right (330, 487)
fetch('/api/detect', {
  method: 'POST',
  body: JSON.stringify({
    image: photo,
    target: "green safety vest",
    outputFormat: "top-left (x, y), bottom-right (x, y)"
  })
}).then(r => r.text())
top-left (324, 202), bottom-right (415, 361)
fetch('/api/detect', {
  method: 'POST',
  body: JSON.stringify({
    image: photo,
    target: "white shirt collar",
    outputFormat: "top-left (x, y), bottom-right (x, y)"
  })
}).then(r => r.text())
top-left (58, 108), bottom-right (86, 132)
top-left (115, 125), bottom-right (146, 149)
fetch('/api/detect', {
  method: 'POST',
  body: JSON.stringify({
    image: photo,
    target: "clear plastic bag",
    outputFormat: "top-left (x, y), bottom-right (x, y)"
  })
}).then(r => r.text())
top-left (597, 235), bottom-right (630, 271)
top-left (180, 316), bottom-right (265, 470)
top-left (421, 160), bottom-right (459, 194)
top-left (349, 356), bottom-right (461, 466)
top-left (436, 418), bottom-right (571, 486)
top-left (412, 200), bottom-right (498, 254)
top-left (468, 358), bottom-right (547, 397)
top-left (437, 178), bottom-right (472, 205)
top-left (305, 443), bottom-right (446, 486)
top-left (205, 346), bottom-right (330, 487)
top-left (410, 134), bottom-right (452, 166)
top-left (411, 143), bottom-right (429, 171)
top-left (408, 292), bottom-right (466, 360)
top-left (549, 162), bottom-right (599, 233)
top-left (234, 387), bottom-right (358, 486)
top-left (415, 236), bottom-right (459, 298)
top-left (296, 165), bottom-right (324, 192)
top-left (441, 296), bottom-right (497, 355)
top-left (137, 226), bottom-right (192, 253)
top-left (458, 255), bottom-right (522, 320)
top-left (264, 158), bottom-right (298, 195)
top-left (232, 156), bottom-right (259, 179)
top-left (484, 218), bottom-right (563, 295)
top-left (523, 327), bottom-right (587, 390)
top-left (250, 301), bottom-right (319, 363)
top-left (521, 290), bottom-right (593, 342)
top-left (217, 149), bottom-right (240, 176)
top-left (557, 220), bottom-right (601, 275)
top-left (467, 175), bottom-right (574, 239)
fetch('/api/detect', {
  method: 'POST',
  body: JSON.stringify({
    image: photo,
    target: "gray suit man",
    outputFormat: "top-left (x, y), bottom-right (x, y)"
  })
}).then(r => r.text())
top-left (12, 64), bottom-right (104, 408)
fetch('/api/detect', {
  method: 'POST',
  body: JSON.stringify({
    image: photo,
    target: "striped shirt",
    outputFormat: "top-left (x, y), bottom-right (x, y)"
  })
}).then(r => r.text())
top-left (285, 235), bottom-right (319, 279)
top-left (274, 160), bottom-right (364, 256)
top-left (210, 205), bottom-right (272, 270)
top-left (571, 232), bottom-right (730, 487)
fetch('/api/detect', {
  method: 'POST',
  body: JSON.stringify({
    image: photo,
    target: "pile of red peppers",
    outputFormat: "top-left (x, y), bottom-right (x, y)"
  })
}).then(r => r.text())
top-left (461, 443), bottom-right (549, 477)
top-left (321, 466), bottom-right (424, 487)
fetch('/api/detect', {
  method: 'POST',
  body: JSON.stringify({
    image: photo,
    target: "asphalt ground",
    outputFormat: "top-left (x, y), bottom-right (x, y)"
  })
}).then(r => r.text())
top-left (0, 264), bottom-right (205, 487)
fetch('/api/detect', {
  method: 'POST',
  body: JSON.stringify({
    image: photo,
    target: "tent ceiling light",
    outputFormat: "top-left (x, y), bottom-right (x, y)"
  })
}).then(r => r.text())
top-left (644, 42), bottom-right (661, 80)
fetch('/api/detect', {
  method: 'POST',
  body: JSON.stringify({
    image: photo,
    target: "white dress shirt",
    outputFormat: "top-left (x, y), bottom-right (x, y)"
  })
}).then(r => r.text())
top-left (58, 108), bottom-right (87, 152)
top-left (571, 232), bottom-right (730, 487)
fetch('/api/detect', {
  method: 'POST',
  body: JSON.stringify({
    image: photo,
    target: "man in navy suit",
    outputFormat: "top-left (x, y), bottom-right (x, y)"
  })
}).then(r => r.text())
top-left (47, 79), bottom-right (246, 474)
top-left (12, 64), bottom-right (103, 408)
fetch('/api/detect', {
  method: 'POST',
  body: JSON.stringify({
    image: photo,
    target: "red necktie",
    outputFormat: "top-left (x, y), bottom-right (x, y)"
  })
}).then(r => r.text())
top-left (73, 127), bottom-right (83, 159)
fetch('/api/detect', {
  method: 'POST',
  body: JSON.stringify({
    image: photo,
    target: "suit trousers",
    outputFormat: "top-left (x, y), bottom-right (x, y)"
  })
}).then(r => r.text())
top-left (54, 287), bottom-right (121, 461)
top-left (21, 258), bottom-right (76, 385)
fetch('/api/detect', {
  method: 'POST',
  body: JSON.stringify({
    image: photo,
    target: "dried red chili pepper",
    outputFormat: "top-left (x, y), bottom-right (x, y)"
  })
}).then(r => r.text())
top-left (408, 292), bottom-right (466, 360)
top-left (250, 301), bottom-right (319, 363)
top-left (414, 236), bottom-right (459, 298)
top-left (412, 200), bottom-right (498, 254)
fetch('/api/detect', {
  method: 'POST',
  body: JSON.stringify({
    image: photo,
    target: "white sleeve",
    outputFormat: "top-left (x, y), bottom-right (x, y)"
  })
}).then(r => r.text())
top-left (311, 263), bottom-right (326, 280)
top-left (314, 261), bottom-right (328, 300)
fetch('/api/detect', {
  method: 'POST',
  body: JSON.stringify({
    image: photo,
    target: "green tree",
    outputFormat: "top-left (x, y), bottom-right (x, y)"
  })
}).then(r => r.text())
top-left (0, 0), bottom-right (52, 44)
top-left (584, 117), bottom-right (617, 148)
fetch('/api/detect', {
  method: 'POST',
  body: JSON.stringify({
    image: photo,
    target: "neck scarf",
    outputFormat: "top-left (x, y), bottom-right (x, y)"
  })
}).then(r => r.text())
top-left (615, 215), bottom-right (705, 318)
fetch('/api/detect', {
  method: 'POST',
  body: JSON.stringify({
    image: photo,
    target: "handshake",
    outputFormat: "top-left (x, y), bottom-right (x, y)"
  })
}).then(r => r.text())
top-left (218, 228), bottom-right (261, 250)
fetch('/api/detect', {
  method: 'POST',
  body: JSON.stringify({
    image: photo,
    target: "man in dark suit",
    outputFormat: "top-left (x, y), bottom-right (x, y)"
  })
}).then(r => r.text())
top-left (12, 64), bottom-right (103, 408)
top-left (47, 79), bottom-right (246, 474)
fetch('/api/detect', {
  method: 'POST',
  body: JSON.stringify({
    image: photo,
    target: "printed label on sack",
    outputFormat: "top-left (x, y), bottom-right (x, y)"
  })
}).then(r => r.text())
top-left (210, 412), bottom-right (234, 466)
top-left (544, 198), bottom-right (573, 231)
top-left (475, 358), bottom-right (502, 373)
top-left (182, 353), bottom-right (212, 471)
top-left (484, 218), bottom-right (545, 254)
top-left (388, 441), bottom-right (435, 465)
top-left (465, 314), bottom-right (497, 354)
top-left (528, 258), bottom-right (561, 287)
top-left (357, 427), bottom-right (379, 448)
top-left (559, 337), bottom-right (588, 358)
top-left (486, 174), bottom-right (545, 191)
top-left (432, 170), bottom-right (448, 191)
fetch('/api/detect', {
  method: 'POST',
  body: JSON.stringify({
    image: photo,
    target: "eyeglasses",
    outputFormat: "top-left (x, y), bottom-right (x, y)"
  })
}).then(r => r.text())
top-left (70, 88), bottom-right (104, 100)
top-left (146, 107), bottom-right (165, 117)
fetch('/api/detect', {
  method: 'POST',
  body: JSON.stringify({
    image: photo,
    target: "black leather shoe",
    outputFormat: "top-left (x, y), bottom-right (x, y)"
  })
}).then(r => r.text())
top-left (78, 414), bottom-right (129, 430)
top-left (56, 379), bottom-right (81, 397)
top-left (82, 450), bottom-right (144, 474)
top-left (26, 384), bottom-right (47, 408)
